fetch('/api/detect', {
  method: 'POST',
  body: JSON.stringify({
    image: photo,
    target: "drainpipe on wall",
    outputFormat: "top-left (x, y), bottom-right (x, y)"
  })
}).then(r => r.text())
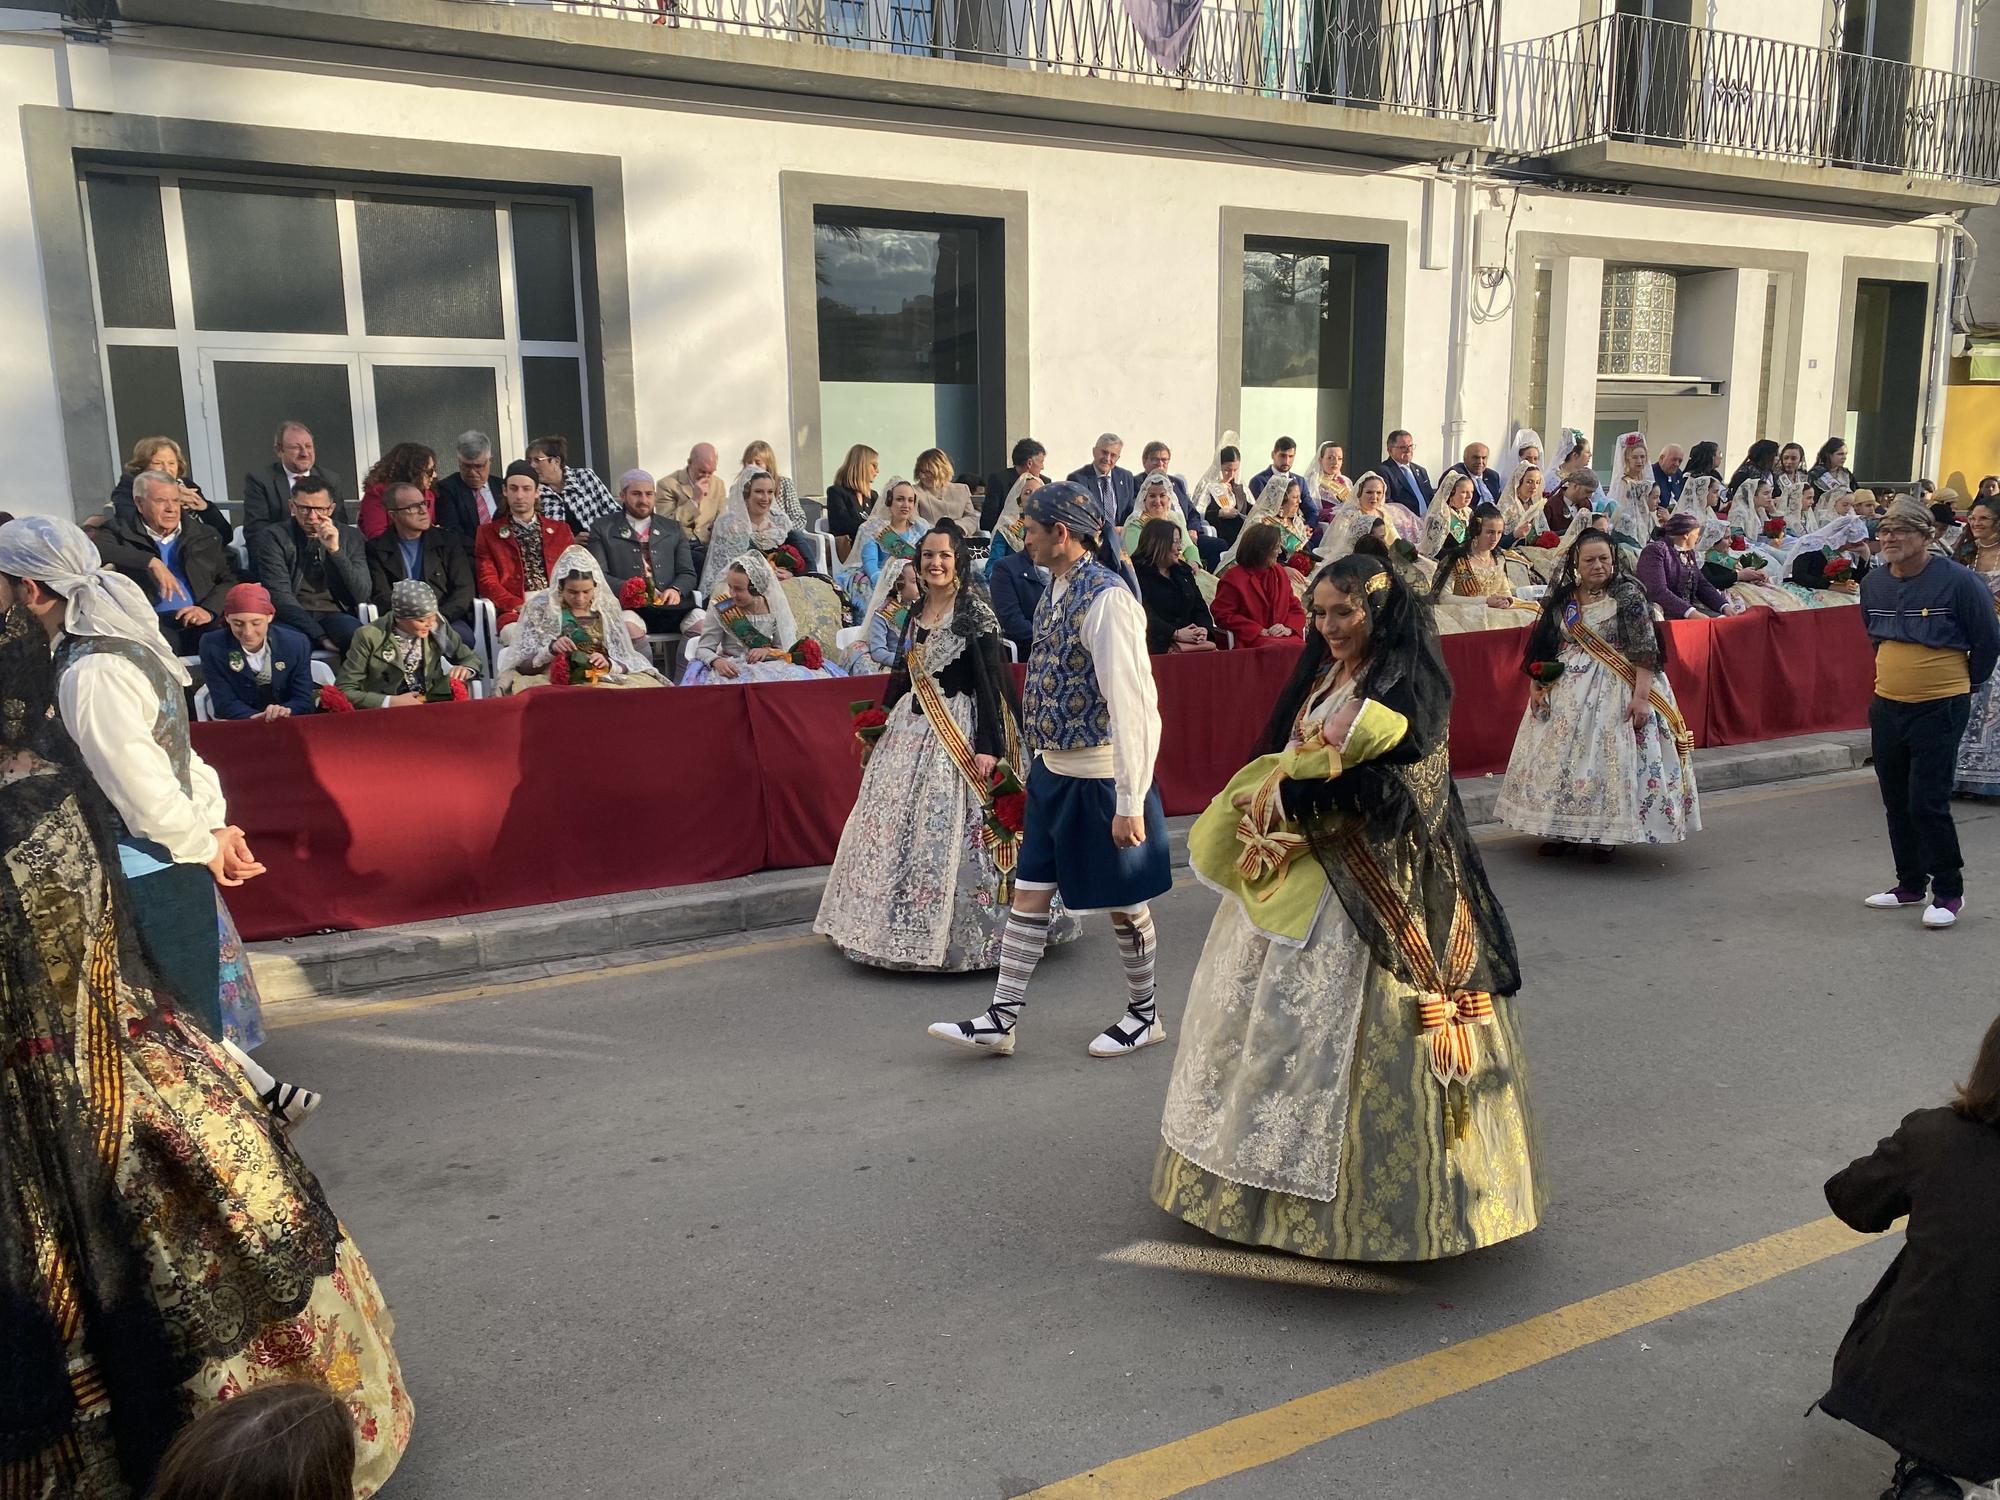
top-left (1921, 216), bottom-right (1963, 481)
top-left (1441, 169), bottom-right (1475, 468)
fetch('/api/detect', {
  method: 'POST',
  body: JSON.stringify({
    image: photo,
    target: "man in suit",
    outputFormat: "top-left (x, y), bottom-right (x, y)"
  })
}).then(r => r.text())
top-left (1249, 437), bottom-right (1301, 505)
top-left (1438, 442), bottom-right (1503, 508)
top-left (251, 476), bottom-right (370, 654)
top-left (1067, 433), bottom-right (1138, 533)
top-left (983, 438), bottom-right (1046, 532)
top-left (93, 468), bottom-right (238, 654)
top-left (1371, 430), bottom-right (1435, 519)
top-left (199, 583), bottom-right (318, 721)
top-left (435, 430), bottom-right (500, 546)
top-left (587, 469), bottom-right (697, 634)
top-left (988, 545), bottom-right (1046, 658)
top-left (367, 481), bottom-right (477, 643)
top-left (242, 420), bottom-right (343, 542)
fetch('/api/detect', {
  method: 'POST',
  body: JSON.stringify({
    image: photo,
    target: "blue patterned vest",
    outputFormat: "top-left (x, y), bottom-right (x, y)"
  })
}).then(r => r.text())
top-left (51, 634), bottom-right (193, 856)
top-left (1022, 557), bottom-right (1118, 752)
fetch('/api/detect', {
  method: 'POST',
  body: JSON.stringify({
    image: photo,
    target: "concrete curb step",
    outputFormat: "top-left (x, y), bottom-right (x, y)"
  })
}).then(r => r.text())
top-left (250, 729), bottom-right (1874, 1003)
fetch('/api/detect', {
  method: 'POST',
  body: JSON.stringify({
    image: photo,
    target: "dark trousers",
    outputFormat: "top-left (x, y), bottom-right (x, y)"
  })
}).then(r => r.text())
top-left (637, 603), bottom-right (694, 634)
top-left (128, 861), bottom-right (223, 1037)
top-left (158, 617), bottom-right (223, 656)
top-left (1196, 534), bottom-right (1228, 571)
top-left (311, 610), bottom-right (363, 652)
top-left (1870, 693), bottom-right (1974, 901)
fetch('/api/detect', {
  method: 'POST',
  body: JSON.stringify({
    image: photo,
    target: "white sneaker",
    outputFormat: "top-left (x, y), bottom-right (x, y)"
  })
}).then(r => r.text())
top-left (1923, 899), bottom-right (1964, 929)
top-left (1087, 1012), bottom-right (1167, 1058)
top-left (1864, 887), bottom-right (1928, 909)
top-left (927, 1017), bottom-right (1016, 1055)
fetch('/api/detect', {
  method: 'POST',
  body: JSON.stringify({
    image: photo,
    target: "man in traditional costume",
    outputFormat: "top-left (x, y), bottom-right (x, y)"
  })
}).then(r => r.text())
top-left (928, 483), bottom-right (1171, 1058)
top-left (0, 516), bottom-right (318, 1122)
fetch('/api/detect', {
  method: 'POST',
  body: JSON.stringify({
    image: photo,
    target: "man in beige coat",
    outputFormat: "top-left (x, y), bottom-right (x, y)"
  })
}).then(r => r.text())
top-left (659, 442), bottom-right (728, 545)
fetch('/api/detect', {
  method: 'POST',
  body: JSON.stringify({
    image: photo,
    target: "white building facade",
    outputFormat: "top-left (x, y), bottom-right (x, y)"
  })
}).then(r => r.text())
top-left (0, 0), bottom-right (1992, 518)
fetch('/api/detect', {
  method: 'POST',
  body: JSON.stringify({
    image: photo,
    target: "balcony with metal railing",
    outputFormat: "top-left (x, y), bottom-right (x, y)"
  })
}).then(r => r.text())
top-left (1495, 12), bottom-right (2000, 209)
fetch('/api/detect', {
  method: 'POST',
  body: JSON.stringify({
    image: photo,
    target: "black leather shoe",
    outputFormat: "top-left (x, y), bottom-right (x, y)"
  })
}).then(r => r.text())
top-left (1883, 1456), bottom-right (1961, 1500)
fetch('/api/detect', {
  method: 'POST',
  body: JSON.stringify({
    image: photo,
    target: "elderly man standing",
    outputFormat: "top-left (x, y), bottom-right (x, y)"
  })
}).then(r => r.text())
top-left (661, 442), bottom-right (728, 558)
top-left (588, 468), bottom-right (697, 634)
top-left (94, 468), bottom-right (238, 654)
top-left (242, 419), bottom-right (341, 540)
top-left (1067, 433), bottom-right (1138, 534)
top-left (0, 516), bottom-right (318, 1121)
top-left (252, 476), bottom-right (370, 654)
top-left (1860, 495), bottom-right (2000, 930)
top-left (436, 429), bottom-right (501, 544)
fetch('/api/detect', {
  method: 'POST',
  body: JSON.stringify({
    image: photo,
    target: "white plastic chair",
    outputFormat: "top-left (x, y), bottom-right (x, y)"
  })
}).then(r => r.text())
top-left (834, 624), bottom-right (865, 652)
top-left (229, 525), bottom-right (250, 576)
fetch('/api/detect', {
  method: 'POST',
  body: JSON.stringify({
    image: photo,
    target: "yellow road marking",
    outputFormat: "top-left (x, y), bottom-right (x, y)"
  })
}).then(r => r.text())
top-left (1101, 1240), bottom-right (1409, 1295)
top-left (1020, 1214), bottom-right (1881, 1499)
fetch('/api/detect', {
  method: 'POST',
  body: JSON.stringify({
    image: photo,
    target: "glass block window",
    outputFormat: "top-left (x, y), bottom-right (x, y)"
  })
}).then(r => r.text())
top-left (1525, 264), bottom-right (1553, 439)
top-left (81, 169), bottom-right (591, 515)
top-left (1598, 266), bottom-right (1678, 376)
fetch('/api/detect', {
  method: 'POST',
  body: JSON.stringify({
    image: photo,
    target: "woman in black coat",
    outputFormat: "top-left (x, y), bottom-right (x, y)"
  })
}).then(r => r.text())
top-left (1131, 519), bottom-right (1218, 654)
top-left (1818, 1013), bottom-right (2000, 1497)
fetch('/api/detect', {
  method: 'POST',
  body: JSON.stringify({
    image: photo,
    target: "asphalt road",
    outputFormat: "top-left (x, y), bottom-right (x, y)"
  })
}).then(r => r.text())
top-left (267, 771), bottom-right (2000, 1500)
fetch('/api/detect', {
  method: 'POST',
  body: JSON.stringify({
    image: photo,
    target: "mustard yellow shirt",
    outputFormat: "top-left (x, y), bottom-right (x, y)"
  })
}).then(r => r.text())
top-left (1874, 640), bottom-right (1971, 703)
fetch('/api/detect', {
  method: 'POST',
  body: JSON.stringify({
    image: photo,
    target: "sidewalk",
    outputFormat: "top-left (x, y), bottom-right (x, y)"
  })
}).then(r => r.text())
top-left (249, 728), bottom-right (1874, 1003)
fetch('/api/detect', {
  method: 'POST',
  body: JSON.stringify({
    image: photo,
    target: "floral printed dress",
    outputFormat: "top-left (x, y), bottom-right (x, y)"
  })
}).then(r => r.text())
top-left (1955, 562), bottom-right (2000, 796)
top-left (1495, 588), bottom-right (1700, 845)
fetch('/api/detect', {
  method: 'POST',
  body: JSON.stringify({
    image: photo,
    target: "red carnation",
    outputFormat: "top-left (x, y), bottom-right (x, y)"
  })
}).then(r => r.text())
top-left (1728, 535), bottom-right (1747, 551)
top-left (1824, 556), bottom-right (1853, 579)
top-left (549, 652), bottom-right (572, 685)
top-left (618, 575), bottom-right (647, 610)
top-left (317, 685), bottom-right (356, 713)
top-left (449, 676), bottom-right (470, 702)
top-left (993, 791), bottom-right (1026, 834)
top-left (798, 637), bottom-right (823, 670)
top-left (771, 544), bottom-right (807, 577)
top-left (1536, 530), bottom-right (1561, 549)
top-left (852, 707), bottom-right (888, 730)
top-left (1762, 517), bottom-right (1786, 538)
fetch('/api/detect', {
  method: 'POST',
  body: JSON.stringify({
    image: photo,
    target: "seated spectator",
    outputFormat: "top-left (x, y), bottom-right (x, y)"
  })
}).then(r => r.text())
top-left (527, 433), bottom-right (621, 537)
top-left (1437, 441), bottom-right (1502, 508)
top-left (1211, 522), bottom-right (1305, 648)
top-left (825, 443), bottom-right (880, 563)
top-left (148, 1380), bottom-right (356, 1500)
top-left (111, 435), bottom-right (231, 543)
top-left (658, 441), bottom-right (727, 551)
top-left (587, 468), bottom-right (696, 636)
top-left (846, 557), bottom-right (918, 674)
top-left (242, 419), bottom-right (341, 542)
top-left (699, 467), bottom-right (812, 595)
top-left (682, 552), bottom-right (847, 684)
top-left (741, 439), bottom-right (809, 534)
top-left (983, 438), bottom-right (1045, 533)
top-left (436, 429), bottom-right (502, 543)
top-left (1786, 501), bottom-right (1878, 591)
top-left (1137, 439), bottom-right (1213, 548)
top-left (1192, 444), bottom-right (1254, 550)
top-left (1232, 473), bottom-right (1315, 573)
top-left (355, 442), bottom-right (437, 540)
top-left (1421, 471), bottom-right (1481, 560)
top-left (1249, 436), bottom-right (1301, 508)
top-left (988, 541), bottom-right (1044, 658)
top-left (251, 478), bottom-right (369, 654)
top-left (1429, 503), bottom-right (1538, 635)
top-left (1817, 1013), bottom-right (2000, 1500)
top-left (93, 468), bottom-right (237, 654)
top-left (1066, 432), bottom-right (1137, 532)
top-left (1305, 440), bottom-right (1353, 517)
top-left (1640, 513), bottom-right (1741, 618)
top-left (477, 459), bottom-right (575, 638)
top-left (366, 481), bottom-right (476, 642)
top-left (334, 581), bottom-right (479, 708)
top-left (199, 583), bottom-right (318, 720)
top-left (857, 480), bottom-right (928, 597)
top-left (1121, 473), bottom-right (1202, 570)
top-left (912, 447), bottom-right (979, 529)
top-left (1134, 518), bottom-right (1218, 654)
top-left (982, 473), bottom-right (1040, 583)
top-left (502, 546), bottom-right (668, 693)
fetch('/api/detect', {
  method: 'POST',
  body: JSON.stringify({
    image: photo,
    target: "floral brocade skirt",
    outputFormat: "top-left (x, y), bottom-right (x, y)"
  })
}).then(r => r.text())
top-left (680, 658), bottom-right (847, 686)
top-left (1958, 670), bottom-right (2000, 796)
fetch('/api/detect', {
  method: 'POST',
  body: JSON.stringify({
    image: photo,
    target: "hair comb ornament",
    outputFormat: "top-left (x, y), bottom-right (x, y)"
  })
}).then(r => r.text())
top-left (1364, 570), bottom-right (1391, 596)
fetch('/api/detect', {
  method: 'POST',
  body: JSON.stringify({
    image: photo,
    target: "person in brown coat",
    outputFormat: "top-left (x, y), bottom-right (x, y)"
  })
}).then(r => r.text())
top-left (1818, 1012), bottom-right (2000, 1498)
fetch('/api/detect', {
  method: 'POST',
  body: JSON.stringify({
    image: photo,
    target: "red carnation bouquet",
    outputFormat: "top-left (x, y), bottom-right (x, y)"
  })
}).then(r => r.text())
top-left (849, 699), bottom-right (889, 746)
top-left (767, 544), bottom-right (808, 578)
top-left (1536, 530), bottom-right (1561, 549)
top-left (1525, 660), bottom-right (1565, 685)
top-left (989, 765), bottom-right (1026, 836)
top-left (1822, 553), bottom-right (1855, 582)
top-left (1762, 516), bottom-right (1787, 539)
top-left (317, 684), bottom-right (357, 713)
top-left (1728, 535), bottom-right (1748, 551)
top-left (449, 677), bottom-right (470, 703)
top-left (550, 651), bottom-right (604, 686)
top-left (774, 637), bottom-right (824, 671)
top-left (618, 575), bottom-right (648, 611)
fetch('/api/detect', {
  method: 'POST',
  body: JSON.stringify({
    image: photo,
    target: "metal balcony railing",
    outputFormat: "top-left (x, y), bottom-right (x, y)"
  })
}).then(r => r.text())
top-left (480, 0), bottom-right (1496, 119)
top-left (1495, 12), bottom-right (2000, 186)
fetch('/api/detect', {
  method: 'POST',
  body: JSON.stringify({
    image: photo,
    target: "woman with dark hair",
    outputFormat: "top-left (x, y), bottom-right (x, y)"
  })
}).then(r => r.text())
top-left (1134, 518), bottom-right (1218, 653)
top-left (1193, 443), bottom-right (1254, 549)
top-left (149, 1382), bottom-right (357, 1500)
top-left (1808, 437), bottom-right (1855, 501)
top-left (1211, 523), bottom-right (1306, 648)
top-left (1726, 438), bottom-right (1781, 497)
top-left (1816, 1013), bottom-right (2000, 1500)
top-left (1429, 502), bottom-right (1537, 634)
top-left (354, 442), bottom-right (437, 539)
top-left (1155, 554), bottom-right (1541, 1262)
top-left (1497, 529), bottom-right (1700, 857)
top-left (526, 432), bottom-right (621, 535)
top-left (1953, 496), bottom-right (2000, 797)
top-left (1639, 512), bottom-right (1741, 619)
top-left (0, 606), bottom-right (411, 1497)
top-left (1774, 441), bottom-right (1811, 523)
top-left (817, 523), bottom-right (1079, 970)
top-left (1684, 440), bottom-right (1726, 492)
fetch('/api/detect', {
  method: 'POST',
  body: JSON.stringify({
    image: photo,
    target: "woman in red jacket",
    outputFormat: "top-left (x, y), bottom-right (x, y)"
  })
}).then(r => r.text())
top-left (477, 459), bottom-right (576, 635)
top-left (356, 443), bottom-right (439, 539)
top-left (1211, 522), bottom-right (1306, 648)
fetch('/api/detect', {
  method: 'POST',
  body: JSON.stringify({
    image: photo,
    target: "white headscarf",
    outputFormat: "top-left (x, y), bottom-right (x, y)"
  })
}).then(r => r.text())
top-left (1605, 432), bottom-right (1656, 542)
top-left (1674, 475), bottom-right (1729, 552)
top-left (1124, 472), bottom-right (1192, 555)
top-left (1189, 431), bottom-right (1244, 511)
top-left (0, 515), bottom-right (189, 684)
top-left (1306, 441), bottom-right (1351, 508)
top-left (701, 467), bottom-right (794, 593)
top-left (716, 550), bottom-right (800, 651)
top-left (864, 555), bottom-right (918, 623)
top-left (1505, 426), bottom-right (1544, 476)
top-left (992, 473), bottom-right (1041, 549)
top-left (1229, 472), bottom-right (1310, 566)
top-left (854, 476), bottom-right (917, 562)
top-left (516, 545), bottom-right (660, 680)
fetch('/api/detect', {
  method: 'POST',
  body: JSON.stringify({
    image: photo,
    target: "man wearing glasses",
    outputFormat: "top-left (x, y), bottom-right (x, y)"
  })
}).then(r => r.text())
top-left (1860, 493), bottom-right (2000, 929)
top-left (250, 477), bottom-right (371, 655)
top-left (366, 480), bottom-right (476, 645)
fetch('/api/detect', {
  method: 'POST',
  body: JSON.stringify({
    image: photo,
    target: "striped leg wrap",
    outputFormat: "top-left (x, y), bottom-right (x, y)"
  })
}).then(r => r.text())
top-left (984, 909), bottom-right (1052, 1033)
top-left (1110, 905), bottom-right (1157, 1026)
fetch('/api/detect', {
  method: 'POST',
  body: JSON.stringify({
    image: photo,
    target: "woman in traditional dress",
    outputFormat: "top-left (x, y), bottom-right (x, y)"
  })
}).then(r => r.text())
top-left (1774, 442), bottom-right (1811, 524)
top-left (1192, 443), bottom-right (1255, 551)
top-left (1231, 473), bottom-right (1316, 575)
top-left (1305, 441), bottom-right (1352, 515)
top-left (1605, 432), bottom-right (1658, 545)
top-left (1701, 517), bottom-right (1804, 613)
top-left (1420, 471), bottom-right (1479, 560)
top-left (501, 546), bottom-right (668, 692)
top-left (1544, 429), bottom-right (1597, 504)
top-left (857, 480), bottom-right (928, 599)
top-left (700, 467), bottom-right (808, 594)
top-left (1154, 553), bottom-right (1542, 1262)
top-left (1505, 425), bottom-right (1543, 477)
top-left (0, 608), bottom-right (411, 1499)
top-left (1808, 437), bottom-right (1855, 504)
top-left (740, 439), bottom-right (810, 536)
top-left (1121, 473), bottom-right (1203, 570)
top-left (1320, 471), bottom-right (1423, 560)
top-left (682, 551), bottom-right (845, 685)
top-left (984, 472), bottom-right (1042, 581)
top-left (1786, 501), bottom-right (1876, 600)
top-left (1954, 496), bottom-right (2000, 798)
top-left (845, 557), bottom-right (918, 675)
top-left (1428, 503), bottom-right (1539, 634)
top-left (1496, 529), bottom-right (1700, 858)
top-left (816, 524), bottom-right (1078, 970)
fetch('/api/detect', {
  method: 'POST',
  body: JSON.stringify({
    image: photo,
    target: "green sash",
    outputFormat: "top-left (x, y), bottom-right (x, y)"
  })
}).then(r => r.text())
top-left (717, 603), bottom-right (775, 651)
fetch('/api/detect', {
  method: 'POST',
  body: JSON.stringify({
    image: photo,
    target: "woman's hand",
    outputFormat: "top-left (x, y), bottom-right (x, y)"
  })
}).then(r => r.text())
top-left (447, 663), bottom-right (476, 683)
top-left (587, 652), bottom-right (610, 671)
top-left (972, 753), bottom-right (997, 779)
top-left (746, 647), bottom-right (773, 663)
top-left (1264, 623), bottom-right (1293, 637)
top-left (1737, 567), bottom-right (1768, 584)
top-left (714, 658), bottom-right (741, 679)
top-left (1486, 594), bottom-right (1514, 608)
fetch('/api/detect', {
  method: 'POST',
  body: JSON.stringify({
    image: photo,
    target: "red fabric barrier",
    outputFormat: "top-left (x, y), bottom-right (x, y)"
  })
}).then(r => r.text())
top-left (194, 608), bottom-right (1876, 939)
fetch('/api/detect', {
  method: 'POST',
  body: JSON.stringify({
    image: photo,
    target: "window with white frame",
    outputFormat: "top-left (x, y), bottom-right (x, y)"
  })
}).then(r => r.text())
top-left (81, 169), bottom-right (592, 514)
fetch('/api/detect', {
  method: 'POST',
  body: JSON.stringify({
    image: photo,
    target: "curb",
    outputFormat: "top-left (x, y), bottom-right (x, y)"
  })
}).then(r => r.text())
top-left (249, 729), bottom-right (1873, 1002)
